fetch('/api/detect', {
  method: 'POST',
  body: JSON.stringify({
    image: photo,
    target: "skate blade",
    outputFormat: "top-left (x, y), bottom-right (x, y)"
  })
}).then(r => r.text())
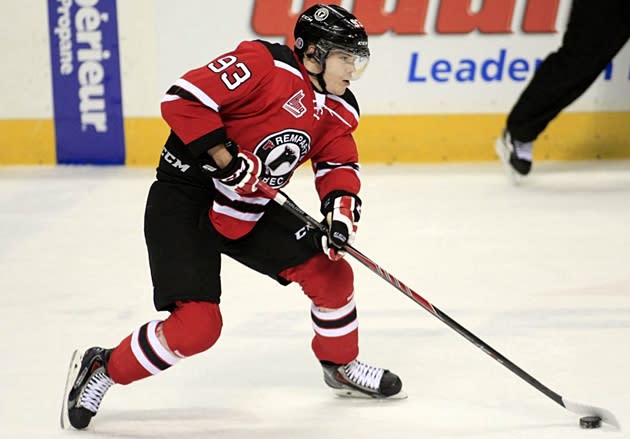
top-left (332, 387), bottom-right (408, 400)
top-left (60, 349), bottom-right (83, 429)
top-left (494, 138), bottom-right (522, 186)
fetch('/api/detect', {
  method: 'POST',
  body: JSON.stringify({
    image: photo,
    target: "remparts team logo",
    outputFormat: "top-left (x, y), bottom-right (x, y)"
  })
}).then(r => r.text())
top-left (255, 129), bottom-right (311, 188)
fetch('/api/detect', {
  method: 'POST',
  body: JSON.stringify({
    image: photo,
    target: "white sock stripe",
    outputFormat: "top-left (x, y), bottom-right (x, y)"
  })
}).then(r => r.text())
top-left (312, 319), bottom-right (359, 337)
top-left (146, 320), bottom-right (182, 365)
top-left (131, 326), bottom-right (161, 375)
top-left (311, 299), bottom-right (356, 320)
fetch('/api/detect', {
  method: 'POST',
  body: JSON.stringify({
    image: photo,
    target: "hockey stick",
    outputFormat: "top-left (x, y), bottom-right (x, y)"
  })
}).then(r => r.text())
top-left (257, 182), bottom-right (620, 429)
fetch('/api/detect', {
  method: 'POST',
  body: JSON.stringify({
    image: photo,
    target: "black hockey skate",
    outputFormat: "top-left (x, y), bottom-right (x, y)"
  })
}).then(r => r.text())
top-left (495, 129), bottom-right (533, 183)
top-left (322, 359), bottom-right (405, 399)
top-left (60, 347), bottom-right (114, 429)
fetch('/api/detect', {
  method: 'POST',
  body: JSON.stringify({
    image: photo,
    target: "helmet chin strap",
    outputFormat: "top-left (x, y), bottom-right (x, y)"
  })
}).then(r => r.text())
top-left (305, 52), bottom-right (329, 94)
top-left (307, 70), bottom-right (328, 94)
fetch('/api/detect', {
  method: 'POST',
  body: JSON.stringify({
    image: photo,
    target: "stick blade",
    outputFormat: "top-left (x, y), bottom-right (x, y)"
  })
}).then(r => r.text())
top-left (562, 397), bottom-right (621, 429)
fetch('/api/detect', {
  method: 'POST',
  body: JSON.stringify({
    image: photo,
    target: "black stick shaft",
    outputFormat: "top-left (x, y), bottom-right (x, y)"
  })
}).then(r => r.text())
top-left (344, 243), bottom-right (564, 406)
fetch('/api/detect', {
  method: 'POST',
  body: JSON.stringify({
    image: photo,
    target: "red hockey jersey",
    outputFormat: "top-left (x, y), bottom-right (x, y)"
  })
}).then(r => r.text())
top-left (161, 40), bottom-right (361, 239)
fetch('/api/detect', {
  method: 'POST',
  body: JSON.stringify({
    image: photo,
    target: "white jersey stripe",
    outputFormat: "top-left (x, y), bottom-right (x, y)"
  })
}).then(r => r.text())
top-left (327, 94), bottom-right (359, 122)
top-left (315, 166), bottom-right (360, 180)
top-left (173, 78), bottom-right (220, 111)
top-left (213, 181), bottom-right (271, 205)
top-left (212, 203), bottom-right (265, 222)
top-left (323, 104), bottom-right (352, 128)
top-left (274, 60), bottom-right (303, 79)
top-left (160, 94), bottom-right (180, 103)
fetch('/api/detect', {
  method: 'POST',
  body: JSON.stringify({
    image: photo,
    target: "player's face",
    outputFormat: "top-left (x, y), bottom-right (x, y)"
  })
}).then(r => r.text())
top-left (323, 49), bottom-right (368, 95)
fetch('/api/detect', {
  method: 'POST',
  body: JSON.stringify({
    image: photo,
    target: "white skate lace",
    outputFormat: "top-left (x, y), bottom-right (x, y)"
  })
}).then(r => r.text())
top-left (344, 360), bottom-right (384, 390)
top-left (79, 370), bottom-right (114, 413)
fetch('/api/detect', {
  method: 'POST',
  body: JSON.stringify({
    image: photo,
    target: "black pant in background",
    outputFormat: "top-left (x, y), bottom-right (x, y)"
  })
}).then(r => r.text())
top-left (507, 0), bottom-right (630, 143)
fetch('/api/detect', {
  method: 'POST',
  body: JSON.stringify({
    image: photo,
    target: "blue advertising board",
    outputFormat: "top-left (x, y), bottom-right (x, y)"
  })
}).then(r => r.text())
top-left (47, 0), bottom-right (125, 164)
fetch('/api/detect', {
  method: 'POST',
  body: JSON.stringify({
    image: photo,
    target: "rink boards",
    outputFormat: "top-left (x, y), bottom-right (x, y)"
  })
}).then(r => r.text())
top-left (2, 111), bottom-right (629, 165)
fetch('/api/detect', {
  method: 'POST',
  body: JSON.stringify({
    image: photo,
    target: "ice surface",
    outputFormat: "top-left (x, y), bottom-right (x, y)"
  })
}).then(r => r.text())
top-left (1, 161), bottom-right (629, 438)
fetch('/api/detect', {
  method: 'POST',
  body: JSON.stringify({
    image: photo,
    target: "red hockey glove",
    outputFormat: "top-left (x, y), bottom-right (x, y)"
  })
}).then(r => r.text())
top-left (320, 191), bottom-right (362, 261)
top-left (198, 140), bottom-right (266, 196)
top-left (219, 150), bottom-right (264, 195)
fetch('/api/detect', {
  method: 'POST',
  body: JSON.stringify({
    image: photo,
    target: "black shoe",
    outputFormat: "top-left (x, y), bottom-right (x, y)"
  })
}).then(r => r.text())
top-left (61, 347), bottom-right (114, 429)
top-left (321, 359), bottom-right (404, 399)
top-left (495, 130), bottom-right (533, 178)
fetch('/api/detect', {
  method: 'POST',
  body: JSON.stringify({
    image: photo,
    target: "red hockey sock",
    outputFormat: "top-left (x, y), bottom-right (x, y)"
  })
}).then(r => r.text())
top-left (108, 301), bottom-right (222, 385)
top-left (107, 320), bottom-right (181, 385)
top-left (281, 254), bottom-right (358, 364)
top-left (310, 301), bottom-right (359, 364)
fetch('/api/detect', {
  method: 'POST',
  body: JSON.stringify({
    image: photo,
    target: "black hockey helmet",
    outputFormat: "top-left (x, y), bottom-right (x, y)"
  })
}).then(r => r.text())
top-left (294, 4), bottom-right (370, 79)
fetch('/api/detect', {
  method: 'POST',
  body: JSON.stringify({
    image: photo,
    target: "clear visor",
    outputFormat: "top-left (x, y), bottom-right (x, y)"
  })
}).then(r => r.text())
top-left (327, 48), bottom-right (370, 81)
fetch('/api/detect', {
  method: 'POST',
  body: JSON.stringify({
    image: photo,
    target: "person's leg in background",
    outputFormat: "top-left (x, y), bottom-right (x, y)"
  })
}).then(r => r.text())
top-left (497, 0), bottom-right (630, 178)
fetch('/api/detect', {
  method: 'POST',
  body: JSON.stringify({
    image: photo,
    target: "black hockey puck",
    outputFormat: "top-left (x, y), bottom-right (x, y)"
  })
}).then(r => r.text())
top-left (579, 416), bottom-right (602, 429)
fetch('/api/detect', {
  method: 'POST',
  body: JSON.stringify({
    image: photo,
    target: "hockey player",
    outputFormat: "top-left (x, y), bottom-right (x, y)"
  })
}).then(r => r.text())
top-left (61, 4), bottom-right (403, 430)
